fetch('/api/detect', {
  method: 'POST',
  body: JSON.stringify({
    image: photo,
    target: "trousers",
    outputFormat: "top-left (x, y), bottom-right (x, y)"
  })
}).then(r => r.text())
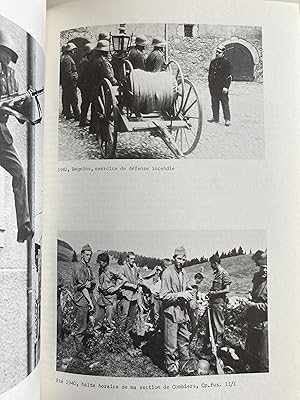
top-left (74, 303), bottom-right (89, 351)
top-left (246, 323), bottom-right (269, 372)
top-left (119, 297), bottom-right (138, 332)
top-left (164, 314), bottom-right (191, 373)
top-left (0, 141), bottom-right (30, 229)
top-left (62, 84), bottom-right (80, 119)
top-left (95, 299), bottom-right (117, 330)
top-left (208, 302), bottom-right (226, 347)
top-left (209, 87), bottom-right (231, 122)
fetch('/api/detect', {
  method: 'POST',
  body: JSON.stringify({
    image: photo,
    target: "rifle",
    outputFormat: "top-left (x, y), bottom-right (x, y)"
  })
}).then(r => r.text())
top-left (0, 88), bottom-right (44, 125)
top-left (207, 306), bottom-right (224, 375)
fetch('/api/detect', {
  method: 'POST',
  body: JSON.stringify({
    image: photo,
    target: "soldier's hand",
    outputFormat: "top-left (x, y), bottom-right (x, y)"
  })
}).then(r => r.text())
top-left (180, 291), bottom-right (194, 301)
top-left (222, 87), bottom-right (229, 94)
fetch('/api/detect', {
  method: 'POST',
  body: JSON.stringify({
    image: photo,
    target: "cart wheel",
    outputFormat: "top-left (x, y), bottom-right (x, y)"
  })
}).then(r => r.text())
top-left (166, 60), bottom-right (185, 114)
top-left (174, 78), bottom-right (202, 155)
top-left (97, 78), bottom-right (118, 159)
top-left (120, 59), bottom-right (133, 86)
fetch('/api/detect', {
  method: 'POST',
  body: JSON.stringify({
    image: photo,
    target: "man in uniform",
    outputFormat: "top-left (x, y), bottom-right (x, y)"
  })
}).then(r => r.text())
top-left (89, 39), bottom-right (117, 136)
top-left (0, 31), bottom-right (34, 242)
top-left (60, 42), bottom-right (80, 121)
top-left (208, 45), bottom-right (232, 126)
top-left (77, 43), bottom-right (94, 127)
top-left (71, 244), bottom-right (95, 361)
top-left (160, 246), bottom-right (194, 376)
top-left (246, 250), bottom-right (268, 372)
top-left (129, 35), bottom-right (149, 70)
top-left (119, 251), bottom-right (140, 332)
top-left (207, 254), bottom-right (231, 348)
top-left (95, 252), bottom-right (127, 333)
top-left (145, 37), bottom-right (167, 72)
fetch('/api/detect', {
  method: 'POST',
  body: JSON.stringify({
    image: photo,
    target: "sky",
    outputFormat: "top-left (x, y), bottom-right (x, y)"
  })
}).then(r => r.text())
top-left (59, 229), bottom-right (266, 260)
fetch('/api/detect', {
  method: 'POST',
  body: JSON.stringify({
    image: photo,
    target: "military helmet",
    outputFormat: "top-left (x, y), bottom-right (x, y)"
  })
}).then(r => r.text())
top-left (98, 32), bottom-right (110, 41)
top-left (83, 43), bottom-right (94, 54)
top-left (135, 35), bottom-right (149, 47)
top-left (65, 42), bottom-right (77, 52)
top-left (152, 36), bottom-right (167, 48)
top-left (0, 31), bottom-right (18, 63)
top-left (94, 40), bottom-right (110, 52)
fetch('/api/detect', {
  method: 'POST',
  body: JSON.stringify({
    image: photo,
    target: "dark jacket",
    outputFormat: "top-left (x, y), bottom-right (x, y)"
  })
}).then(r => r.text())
top-left (247, 272), bottom-right (268, 328)
top-left (129, 47), bottom-right (146, 70)
top-left (71, 261), bottom-right (96, 306)
top-left (145, 49), bottom-right (165, 72)
top-left (208, 56), bottom-right (232, 90)
top-left (90, 54), bottom-right (117, 99)
top-left (60, 53), bottom-right (78, 87)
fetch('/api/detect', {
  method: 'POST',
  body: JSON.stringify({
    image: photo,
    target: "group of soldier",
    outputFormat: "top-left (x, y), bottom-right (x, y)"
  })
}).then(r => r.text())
top-left (60, 33), bottom-right (167, 134)
top-left (63, 243), bottom-right (268, 376)
top-left (60, 30), bottom-right (232, 139)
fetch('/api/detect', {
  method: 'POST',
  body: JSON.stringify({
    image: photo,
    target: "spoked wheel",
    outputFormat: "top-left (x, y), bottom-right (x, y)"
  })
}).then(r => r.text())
top-left (173, 78), bottom-right (202, 155)
top-left (97, 78), bottom-right (118, 159)
top-left (166, 60), bottom-right (185, 115)
top-left (120, 59), bottom-right (133, 86)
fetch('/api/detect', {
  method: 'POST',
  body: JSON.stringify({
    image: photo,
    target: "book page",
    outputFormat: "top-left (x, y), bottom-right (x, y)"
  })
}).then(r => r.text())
top-left (43, 0), bottom-right (300, 399)
top-left (0, 0), bottom-right (45, 398)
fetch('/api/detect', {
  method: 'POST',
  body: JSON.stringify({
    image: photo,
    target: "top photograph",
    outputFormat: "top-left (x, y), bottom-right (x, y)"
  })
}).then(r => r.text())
top-left (58, 23), bottom-right (263, 160)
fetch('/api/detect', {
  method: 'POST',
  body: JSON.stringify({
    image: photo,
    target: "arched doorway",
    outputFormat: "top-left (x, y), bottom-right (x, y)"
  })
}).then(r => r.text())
top-left (224, 43), bottom-right (254, 81)
top-left (68, 37), bottom-right (90, 67)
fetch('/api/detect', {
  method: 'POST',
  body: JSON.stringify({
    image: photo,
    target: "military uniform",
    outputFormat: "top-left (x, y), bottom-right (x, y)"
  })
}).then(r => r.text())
top-left (160, 264), bottom-right (192, 375)
top-left (208, 56), bottom-right (232, 122)
top-left (0, 62), bottom-right (32, 242)
top-left (208, 267), bottom-right (231, 347)
top-left (71, 260), bottom-right (96, 351)
top-left (119, 261), bottom-right (140, 332)
top-left (129, 47), bottom-right (146, 70)
top-left (145, 49), bottom-right (165, 72)
top-left (60, 52), bottom-right (80, 120)
top-left (246, 271), bottom-right (268, 372)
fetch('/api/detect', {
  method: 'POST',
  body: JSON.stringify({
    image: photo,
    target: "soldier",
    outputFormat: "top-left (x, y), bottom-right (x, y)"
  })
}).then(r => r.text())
top-left (95, 252), bottom-right (127, 334)
top-left (208, 45), bottom-right (232, 126)
top-left (160, 246), bottom-right (194, 376)
top-left (119, 251), bottom-right (140, 332)
top-left (71, 244), bottom-right (95, 361)
top-left (128, 35), bottom-right (149, 70)
top-left (60, 42), bottom-right (80, 121)
top-left (77, 43), bottom-right (94, 127)
top-left (0, 31), bottom-right (34, 242)
top-left (98, 32), bottom-right (110, 41)
top-left (207, 254), bottom-right (231, 348)
top-left (145, 36), bottom-right (167, 72)
top-left (246, 250), bottom-right (268, 372)
top-left (89, 40), bottom-right (117, 136)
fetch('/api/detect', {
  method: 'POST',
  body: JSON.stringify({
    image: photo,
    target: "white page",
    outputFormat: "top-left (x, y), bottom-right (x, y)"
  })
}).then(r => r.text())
top-left (43, 0), bottom-right (300, 399)
top-left (0, 0), bottom-right (46, 398)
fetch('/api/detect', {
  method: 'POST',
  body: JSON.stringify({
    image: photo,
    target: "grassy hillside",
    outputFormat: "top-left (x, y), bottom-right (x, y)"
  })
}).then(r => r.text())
top-left (57, 239), bottom-right (75, 262)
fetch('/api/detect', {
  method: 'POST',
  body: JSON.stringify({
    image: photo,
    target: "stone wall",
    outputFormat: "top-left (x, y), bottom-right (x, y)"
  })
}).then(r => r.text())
top-left (60, 23), bottom-right (263, 83)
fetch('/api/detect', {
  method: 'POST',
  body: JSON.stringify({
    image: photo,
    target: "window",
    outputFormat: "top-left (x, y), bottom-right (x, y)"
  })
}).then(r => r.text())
top-left (184, 24), bottom-right (194, 38)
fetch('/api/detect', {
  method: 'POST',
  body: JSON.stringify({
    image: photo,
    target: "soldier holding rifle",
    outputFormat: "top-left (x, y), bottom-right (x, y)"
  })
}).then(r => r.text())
top-left (0, 31), bottom-right (35, 242)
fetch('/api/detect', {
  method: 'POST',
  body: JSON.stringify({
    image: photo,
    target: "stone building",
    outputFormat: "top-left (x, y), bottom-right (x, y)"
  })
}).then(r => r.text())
top-left (0, 15), bottom-right (42, 394)
top-left (60, 22), bottom-right (262, 83)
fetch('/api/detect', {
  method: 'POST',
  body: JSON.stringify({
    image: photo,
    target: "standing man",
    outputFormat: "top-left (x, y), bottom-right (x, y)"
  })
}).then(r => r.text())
top-left (60, 42), bottom-right (80, 121)
top-left (119, 251), bottom-right (140, 333)
top-left (246, 250), bottom-right (268, 372)
top-left (145, 37), bottom-right (167, 73)
top-left (71, 244), bottom-right (95, 361)
top-left (0, 31), bottom-right (34, 242)
top-left (77, 43), bottom-right (94, 127)
top-left (208, 45), bottom-right (232, 126)
top-left (89, 40), bottom-right (117, 136)
top-left (160, 246), bottom-right (194, 376)
top-left (129, 35), bottom-right (149, 70)
top-left (95, 252), bottom-right (127, 334)
top-left (207, 254), bottom-right (231, 348)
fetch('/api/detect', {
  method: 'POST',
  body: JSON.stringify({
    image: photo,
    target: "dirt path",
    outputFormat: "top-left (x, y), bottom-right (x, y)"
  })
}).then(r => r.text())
top-left (58, 82), bottom-right (264, 160)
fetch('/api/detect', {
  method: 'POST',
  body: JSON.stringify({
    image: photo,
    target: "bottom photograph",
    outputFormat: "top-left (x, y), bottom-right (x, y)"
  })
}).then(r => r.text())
top-left (56, 230), bottom-right (268, 377)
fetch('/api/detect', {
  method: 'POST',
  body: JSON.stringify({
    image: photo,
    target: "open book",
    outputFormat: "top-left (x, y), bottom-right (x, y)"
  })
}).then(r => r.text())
top-left (0, 0), bottom-right (299, 399)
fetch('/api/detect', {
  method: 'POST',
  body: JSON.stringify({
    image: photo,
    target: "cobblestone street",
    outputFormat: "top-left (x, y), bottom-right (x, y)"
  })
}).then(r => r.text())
top-left (58, 81), bottom-right (264, 160)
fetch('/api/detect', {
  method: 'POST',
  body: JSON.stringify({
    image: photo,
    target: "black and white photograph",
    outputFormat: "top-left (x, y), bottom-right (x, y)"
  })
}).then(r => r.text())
top-left (56, 230), bottom-right (268, 377)
top-left (58, 23), bottom-right (263, 160)
top-left (0, 13), bottom-right (44, 395)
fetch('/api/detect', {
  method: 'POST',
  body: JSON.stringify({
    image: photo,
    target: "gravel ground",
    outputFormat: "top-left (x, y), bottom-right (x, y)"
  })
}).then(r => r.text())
top-left (58, 81), bottom-right (264, 160)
